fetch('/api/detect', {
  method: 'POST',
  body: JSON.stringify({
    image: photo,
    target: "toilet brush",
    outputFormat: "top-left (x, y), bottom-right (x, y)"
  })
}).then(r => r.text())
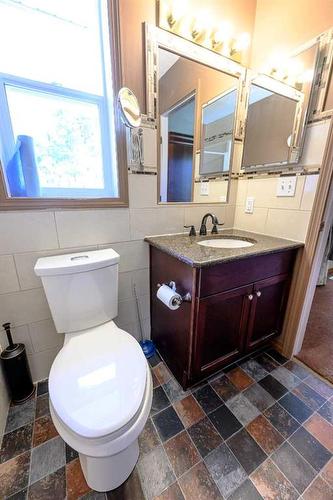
top-left (133, 283), bottom-right (156, 358)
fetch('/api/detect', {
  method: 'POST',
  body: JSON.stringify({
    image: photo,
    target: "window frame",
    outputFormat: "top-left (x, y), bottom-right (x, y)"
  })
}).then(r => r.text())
top-left (0, 0), bottom-right (128, 210)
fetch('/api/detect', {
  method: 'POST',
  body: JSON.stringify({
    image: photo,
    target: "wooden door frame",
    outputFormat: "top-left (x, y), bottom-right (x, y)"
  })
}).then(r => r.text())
top-left (278, 118), bottom-right (333, 357)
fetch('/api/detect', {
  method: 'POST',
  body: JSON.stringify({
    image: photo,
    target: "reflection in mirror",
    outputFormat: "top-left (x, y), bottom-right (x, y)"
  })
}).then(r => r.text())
top-left (289, 42), bottom-right (319, 141)
top-left (200, 89), bottom-right (237, 176)
top-left (158, 47), bottom-right (239, 203)
top-left (242, 84), bottom-right (298, 168)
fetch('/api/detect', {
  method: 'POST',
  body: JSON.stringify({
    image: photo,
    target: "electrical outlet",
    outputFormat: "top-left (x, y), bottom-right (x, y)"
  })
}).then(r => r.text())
top-left (200, 181), bottom-right (209, 196)
top-left (277, 176), bottom-right (297, 197)
top-left (245, 196), bottom-right (255, 213)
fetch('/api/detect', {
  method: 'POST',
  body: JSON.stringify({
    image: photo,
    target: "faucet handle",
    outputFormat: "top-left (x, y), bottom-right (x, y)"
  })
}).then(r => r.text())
top-left (184, 225), bottom-right (197, 237)
top-left (211, 222), bottom-right (224, 234)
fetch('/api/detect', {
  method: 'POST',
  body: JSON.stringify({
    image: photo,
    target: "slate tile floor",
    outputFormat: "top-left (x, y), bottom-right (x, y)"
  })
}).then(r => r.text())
top-left (1, 350), bottom-right (333, 499)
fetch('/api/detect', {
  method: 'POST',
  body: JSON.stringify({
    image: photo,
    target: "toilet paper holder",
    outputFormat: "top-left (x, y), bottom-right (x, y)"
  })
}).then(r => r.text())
top-left (157, 281), bottom-right (192, 305)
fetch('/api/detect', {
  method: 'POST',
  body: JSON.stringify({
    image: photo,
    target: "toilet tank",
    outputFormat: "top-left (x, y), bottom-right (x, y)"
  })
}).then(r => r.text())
top-left (34, 249), bottom-right (120, 333)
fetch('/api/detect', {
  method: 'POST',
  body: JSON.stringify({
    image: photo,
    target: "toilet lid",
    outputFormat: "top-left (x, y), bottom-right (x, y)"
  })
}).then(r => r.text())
top-left (49, 321), bottom-right (148, 439)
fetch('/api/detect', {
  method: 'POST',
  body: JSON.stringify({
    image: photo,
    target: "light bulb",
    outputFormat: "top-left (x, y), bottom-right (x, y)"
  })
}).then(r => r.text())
top-left (233, 32), bottom-right (250, 53)
top-left (191, 11), bottom-right (212, 42)
top-left (160, 0), bottom-right (188, 31)
top-left (212, 21), bottom-right (234, 51)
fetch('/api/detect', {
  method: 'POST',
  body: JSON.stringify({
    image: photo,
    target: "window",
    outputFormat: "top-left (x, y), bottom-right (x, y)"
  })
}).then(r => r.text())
top-left (0, 0), bottom-right (127, 208)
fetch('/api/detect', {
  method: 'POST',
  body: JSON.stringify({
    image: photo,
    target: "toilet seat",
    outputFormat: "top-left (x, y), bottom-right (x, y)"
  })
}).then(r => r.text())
top-left (49, 321), bottom-right (147, 440)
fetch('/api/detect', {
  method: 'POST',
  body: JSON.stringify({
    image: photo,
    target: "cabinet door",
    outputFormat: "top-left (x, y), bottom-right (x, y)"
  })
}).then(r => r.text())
top-left (246, 274), bottom-right (290, 350)
top-left (193, 284), bottom-right (253, 380)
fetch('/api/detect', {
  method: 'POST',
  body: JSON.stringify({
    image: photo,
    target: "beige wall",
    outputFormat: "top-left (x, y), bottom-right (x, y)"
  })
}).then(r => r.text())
top-left (251, 0), bottom-right (333, 70)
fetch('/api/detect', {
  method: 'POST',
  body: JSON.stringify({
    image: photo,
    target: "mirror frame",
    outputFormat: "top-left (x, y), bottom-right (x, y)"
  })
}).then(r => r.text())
top-left (145, 23), bottom-right (247, 204)
top-left (309, 29), bottom-right (333, 121)
top-left (241, 72), bottom-right (305, 171)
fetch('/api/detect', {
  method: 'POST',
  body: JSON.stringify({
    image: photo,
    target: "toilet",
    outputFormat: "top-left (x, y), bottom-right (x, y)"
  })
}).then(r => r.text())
top-left (34, 248), bottom-right (153, 492)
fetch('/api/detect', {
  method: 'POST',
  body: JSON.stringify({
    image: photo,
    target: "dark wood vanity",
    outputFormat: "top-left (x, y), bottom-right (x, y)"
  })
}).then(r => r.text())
top-left (147, 232), bottom-right (301, 389)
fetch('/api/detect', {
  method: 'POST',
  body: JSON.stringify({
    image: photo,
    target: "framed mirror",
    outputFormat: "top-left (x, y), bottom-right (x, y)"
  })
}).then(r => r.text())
top-left (242, 74), bottom-right (304, 170)
top-left (145, 24), bottom-right (246, 204)
top-left (307, 29), bottom-right (333, 121)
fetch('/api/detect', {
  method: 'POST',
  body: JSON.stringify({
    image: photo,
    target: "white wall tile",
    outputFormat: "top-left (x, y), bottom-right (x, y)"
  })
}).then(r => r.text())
top-left (246, 177), bottom-right (305, 210)
top-left (139, 294), bottom-right (150, 320)
top-left (225, 205), bottom-right (236, 228)
top-left (132, 268), bottom-right (150, 297)
top-left (118, 272), bottom-right (133, 301)
top-left (100, 240), bottom-right (149, 272)
top-left (28, 319), bottom-right (64, 353)
top-left (0, 289), bottom-right (51, 327)
top-left (116, 298), bottom-right (138, 329)
top-left (265, 209), bottom-right (311, 241)
top-left (130, 207), bottom-right (185, 239)
top-left (300, 174), bottom-right (319, 211)
top-left (55, 209), bottom-right (130, 248)
top-left (234, 206), bottom-right (268, 233)
top-left (235, 179), bottom-right (249, 206)
top-left (128, 173), bottom-right (158, 208)
top-left (0, 212), bottom-right (58, 254)
top-left (228, 179), bottom-right (238, 206)
top-left (28, 346), bottom-right (62, 382)
top-left (0, 255), bottom-right (20, 294)
top-left (14, 246), bottom-right (97, 290)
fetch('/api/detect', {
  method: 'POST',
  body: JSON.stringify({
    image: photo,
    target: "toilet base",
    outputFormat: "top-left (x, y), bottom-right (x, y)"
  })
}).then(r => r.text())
top-left (79, 438), bottom-right (140, 492)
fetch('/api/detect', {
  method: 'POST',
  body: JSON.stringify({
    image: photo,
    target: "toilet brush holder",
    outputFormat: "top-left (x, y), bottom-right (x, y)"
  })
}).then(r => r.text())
top-left (0, 322), bottom-right (35, 404)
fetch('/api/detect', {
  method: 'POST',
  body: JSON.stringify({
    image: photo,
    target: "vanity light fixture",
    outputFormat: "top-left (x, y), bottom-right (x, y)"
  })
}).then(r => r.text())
top-left (211, 21), bottom-right (234, 55)
top-left (190, 11), bottom-right (212, 44)
top-left (158, 0), bottom-right (250, 62)
top-left (265, 53), bottom-right (309, 89)
top-left (159, 0), bottom-right (188, 32)
top-left (230, 32), bottom-right (251, 61)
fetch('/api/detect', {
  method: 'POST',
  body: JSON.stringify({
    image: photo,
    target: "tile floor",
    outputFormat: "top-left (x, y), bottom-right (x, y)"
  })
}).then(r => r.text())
top-left (1, 349), bottom-right (333, 499)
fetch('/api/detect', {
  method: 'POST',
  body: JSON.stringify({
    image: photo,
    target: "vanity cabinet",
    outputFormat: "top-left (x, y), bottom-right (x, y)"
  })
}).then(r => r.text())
top-left (149, 246), bottom-right (297, 389)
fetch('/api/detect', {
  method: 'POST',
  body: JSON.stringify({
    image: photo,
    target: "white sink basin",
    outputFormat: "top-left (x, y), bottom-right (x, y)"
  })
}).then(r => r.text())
top-left (198, 238), bottom-right (255, 249)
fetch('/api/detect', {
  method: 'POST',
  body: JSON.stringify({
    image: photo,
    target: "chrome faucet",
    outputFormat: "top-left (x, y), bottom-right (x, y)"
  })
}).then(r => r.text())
top-left (199, 213), bottom-right (224, 236)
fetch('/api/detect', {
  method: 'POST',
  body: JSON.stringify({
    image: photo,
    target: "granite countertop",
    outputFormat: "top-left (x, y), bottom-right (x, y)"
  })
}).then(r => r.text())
top-left (145, 229), bottom-right (303, 267)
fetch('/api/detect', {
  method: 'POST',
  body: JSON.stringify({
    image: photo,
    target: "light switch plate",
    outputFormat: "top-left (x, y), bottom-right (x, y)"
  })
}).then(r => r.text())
top-left (200, 181), bottom-right (209, 196)
top-left (245, 196), bottom-right (255, 213)
top-left (277, 176), bottom-right (297, 197)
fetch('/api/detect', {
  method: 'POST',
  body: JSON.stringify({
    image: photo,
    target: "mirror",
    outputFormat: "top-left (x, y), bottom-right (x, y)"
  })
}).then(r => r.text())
top-left (242, 81), bottom-right (301, 169)
top-left (158, 47), bottom-right (240, 203)
top-left (242, 40), bottom-right (319, 170)
top-left (118, 87), bottom-right (141, 128)
top-left (200, 89), bottom-right (237, 176)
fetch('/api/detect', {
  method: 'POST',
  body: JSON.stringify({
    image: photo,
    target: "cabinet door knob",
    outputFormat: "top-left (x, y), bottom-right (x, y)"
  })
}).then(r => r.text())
top-left (256, 291), bottom-right (262, 297)
top-left (248, 294), bottom-right (254, 301)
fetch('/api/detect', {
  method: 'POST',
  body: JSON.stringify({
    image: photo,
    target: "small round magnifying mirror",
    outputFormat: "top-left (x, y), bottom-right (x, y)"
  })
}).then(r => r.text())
top-left (118, 87), bottom-right (141, 128)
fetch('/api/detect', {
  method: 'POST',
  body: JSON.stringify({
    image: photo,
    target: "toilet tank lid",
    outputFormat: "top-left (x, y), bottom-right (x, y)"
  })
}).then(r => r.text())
top-left (34, 248), bottom-right (120, 276)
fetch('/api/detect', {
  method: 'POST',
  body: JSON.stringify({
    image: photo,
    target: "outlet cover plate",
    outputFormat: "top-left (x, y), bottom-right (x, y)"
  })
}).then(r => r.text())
top-left (277, 176), bottom-right (297, 197)
top-left (200, 181), bottom-right (209, 196)
top-left (245, 196), bottom-right (255, 213)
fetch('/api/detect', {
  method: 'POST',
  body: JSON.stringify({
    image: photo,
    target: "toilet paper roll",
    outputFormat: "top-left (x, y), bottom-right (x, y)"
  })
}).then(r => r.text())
top-left (157, 284), bottom-right (182, 310)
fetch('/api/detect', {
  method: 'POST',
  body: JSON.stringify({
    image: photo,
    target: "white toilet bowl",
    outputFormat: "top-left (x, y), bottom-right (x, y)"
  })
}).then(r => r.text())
top-left (48, 321), bottom-right (152, 492)
top-left (34, 248), bottom-right (153, 491)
